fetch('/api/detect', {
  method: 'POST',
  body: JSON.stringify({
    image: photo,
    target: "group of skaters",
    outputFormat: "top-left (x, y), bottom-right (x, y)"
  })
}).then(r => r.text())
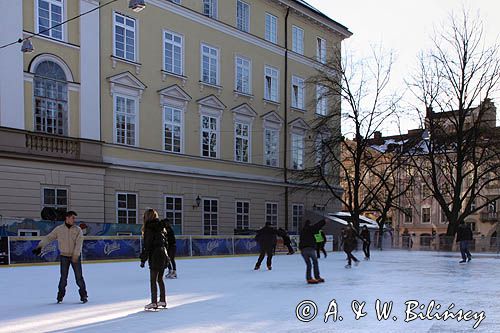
top-left (253, 219), bottom-right (373, 284)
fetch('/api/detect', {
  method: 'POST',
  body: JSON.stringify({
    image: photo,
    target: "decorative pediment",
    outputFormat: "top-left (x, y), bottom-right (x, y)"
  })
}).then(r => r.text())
top-left (261, 111), bottom-right (284, 130)
top-left (158, 84), bottom-right (191, 108)
top-left (289, 117), bottom-right (310, 135)
top-left (231, 103), bottom-right (258, 119)
top-left (197, 94), bottom-right (226, 110)
top-left (107, 71), bottom-right (146, 100)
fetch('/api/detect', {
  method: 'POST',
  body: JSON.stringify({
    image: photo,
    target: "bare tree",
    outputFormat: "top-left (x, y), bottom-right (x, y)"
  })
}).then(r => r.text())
top-left (407, 8), bottom-right (500, 237)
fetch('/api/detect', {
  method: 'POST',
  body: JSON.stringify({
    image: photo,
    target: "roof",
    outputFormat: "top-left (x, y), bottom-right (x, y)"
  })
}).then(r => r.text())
top-left (290, 0), bottom-right (352, 37)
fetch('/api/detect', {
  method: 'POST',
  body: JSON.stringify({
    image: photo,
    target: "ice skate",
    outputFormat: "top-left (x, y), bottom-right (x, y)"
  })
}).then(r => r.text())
top-left (145, 302), bottom-right (158, 310)
top-left (459, 259), bottom-right (466, 263)
top-left (167, 270), bottom-right (177, 279)
top-left (316, 277), bottom-right (325, 283)
top-left (81, 297), bottom-right (88, 304)
top-left (354, 260), bottom-right (359, 267)
top-left (165, 270), bottom-right (172, 278)
top-left (254, 264), bottom-right (260, 270)
top-left (307, 279), bottom-right (318, 284)
top-left (157, 301), bottom-right (167, 308)
top-left (345, 264), bottom-right (352, 269)
top-left (467, 256), bottom-right (472, 262)
top-left (267, 265), bottom-right (272, 270)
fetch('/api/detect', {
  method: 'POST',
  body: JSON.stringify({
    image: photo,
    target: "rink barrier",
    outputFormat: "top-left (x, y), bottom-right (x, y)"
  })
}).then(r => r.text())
top-left (2, 235), bottom-right (299, 265)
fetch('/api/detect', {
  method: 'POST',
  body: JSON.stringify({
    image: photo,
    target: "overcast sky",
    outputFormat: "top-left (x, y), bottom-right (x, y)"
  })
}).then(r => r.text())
top-left (306, 0), bottom-right (500, 133)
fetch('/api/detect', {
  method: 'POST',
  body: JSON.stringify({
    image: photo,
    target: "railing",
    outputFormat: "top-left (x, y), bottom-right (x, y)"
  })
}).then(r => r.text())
top-left (26, 132), bottom-right (80, 157)
top-left (480, 212), bottom-right (500, 222)
top-left (395, 235), bottom-right (499, 252)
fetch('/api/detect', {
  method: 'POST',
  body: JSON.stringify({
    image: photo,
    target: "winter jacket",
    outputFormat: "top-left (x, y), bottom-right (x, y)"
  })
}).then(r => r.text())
top-left (342, 228), bottom-right (358, 252)
top-left (255, 225), bottom-right (278, 250)
top-left (299, 220), bottom-right (326, 250)
top-left (140, 219), bottom-right (169, 271)
top-left (360, 229), bottom-right (371, 243)
top-left (456, 224), bottom-right (473, 242)
top-left (38, 223), bottom-right (83, 258)
top-left (163, 221), bottom-right (177, 250)
top-left (277, 228), bottom-right (291, 245)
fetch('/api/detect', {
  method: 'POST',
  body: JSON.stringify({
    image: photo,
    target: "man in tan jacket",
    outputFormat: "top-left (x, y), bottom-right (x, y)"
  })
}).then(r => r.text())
top-left (33, 211), bottom-right (88, 303)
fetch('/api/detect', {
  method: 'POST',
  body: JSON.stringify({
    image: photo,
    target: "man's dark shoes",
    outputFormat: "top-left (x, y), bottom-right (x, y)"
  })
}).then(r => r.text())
top-left (467, 256), bottom-right (472, 262)
top-left (316, 277), bottom-right (325, 283)
top-left (81, 297), bottom-right (88, 304)
top-left (459, 260), bottom-right (466, 263)
top-left (254, 264), bottom-right (260, 270)
top-left (307, 279), bottom-right (319, 284)
top-left (57, 299), bottom-right (63, 304)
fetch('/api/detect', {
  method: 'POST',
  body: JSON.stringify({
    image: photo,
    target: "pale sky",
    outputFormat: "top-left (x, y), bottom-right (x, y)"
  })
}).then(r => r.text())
top-left (306, 0), bottom-right (500, 134)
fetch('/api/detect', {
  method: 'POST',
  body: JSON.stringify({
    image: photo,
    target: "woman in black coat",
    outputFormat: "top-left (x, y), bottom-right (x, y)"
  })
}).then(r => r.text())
top-left (164, 221), bottom-right (177, 278)
top-left (140, 209), bottom-right (169, 310)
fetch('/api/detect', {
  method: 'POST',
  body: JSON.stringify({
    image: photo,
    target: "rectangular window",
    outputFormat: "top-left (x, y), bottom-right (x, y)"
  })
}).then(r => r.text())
top-left (264, 66), bottom-right (279, 102)
top-left (316, 85), bottom-right (328, 115)
top-left (235, 56), bottom-right (251, 94)
top-left (292, 25), bottom-right (304, 55)
top-left (265, 13), bottom-right (277, 44)
top-left (42, 187), bottom-right (68, 213)
top-left (291, 76), bottom-right (304, 109)
top-left (292, 204), bottom-right (304, 233)
top-left (235, 122), bottom-right (250, 162)
top-left (203, 199), bottom-right (218, 235)
top-left (421, 183), bottom-right (431, 199)
top-left (265, 202), bottom-right (278, 226)
top-left (201, 115), bottom-right (218, 158)
top-left (203, 0), bottom-right (217, 18)
top-left (487, 200), bottom-right (497, 212)
top-left (404, 207), bottom-right (413, 224)
top-left (201, 44), bottom-right (219, 85)
top-left (117, 193), bottom-right (137, 224)
top-left (235, 201), bottom-right (250, 230)
top-left (316, 37), bottom-right (326, 63)
top-left (165, 196), bottom-right (182, 228)
top-left (37, 0), bottom-right (64, 40)
top-left (34, 76), bottom-right (68, 136)
top-left (440, 209), bottom-right (448, 224)
top-left (163, 106), bottom-right (182, 153)
top-left (114, 13), bottom-right (136, 62)
top-left (164, 30), bottom-right (183, 75)
top-left (236, 0), bottom-right (250, 32)
top-left (422, 207), bottom-right (431, 224)
top-left (292, 133), bottom-right (304, 170)
top-left (264, 128), bottom-right (279, 167)
top-left (115, 95), bottom-right (137, 146)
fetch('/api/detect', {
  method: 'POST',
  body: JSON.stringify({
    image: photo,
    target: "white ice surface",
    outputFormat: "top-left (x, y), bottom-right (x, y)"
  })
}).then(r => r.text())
top-left (0, 250), bottom-right (499, 333)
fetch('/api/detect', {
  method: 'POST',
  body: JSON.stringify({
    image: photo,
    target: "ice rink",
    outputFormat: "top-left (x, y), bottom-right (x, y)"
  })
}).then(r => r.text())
top-left (0, 250), bottom-right (499, 332)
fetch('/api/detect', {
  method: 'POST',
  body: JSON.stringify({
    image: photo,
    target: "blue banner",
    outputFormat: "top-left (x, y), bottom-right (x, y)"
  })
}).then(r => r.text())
top-left (234, 238), bottom-right (259, 254)
top-left (0, 237), bottom-right (9, 265)
top-left (9, 239), bottom-right (60, 264)
top-left (191, 238), bottom-right (233, 256)
top-left (82, 238), bottom-right (141, 261)
top-left (175, 238), bottom-right (191, 256)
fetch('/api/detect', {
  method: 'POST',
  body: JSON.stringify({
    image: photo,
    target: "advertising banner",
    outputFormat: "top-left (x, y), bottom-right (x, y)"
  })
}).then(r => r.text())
top-left (175, 238), bottom-right (191, 257)
top-left (9, 239), bottom-right (60, 264)
top-left (0, 237), bottom-right (9, 265)
top-left (234, 237), bottom-right (259, 254)
top-left (191, 238), bottom-right (233, 256)
top-left (82, 238), bottom-right (141, 261)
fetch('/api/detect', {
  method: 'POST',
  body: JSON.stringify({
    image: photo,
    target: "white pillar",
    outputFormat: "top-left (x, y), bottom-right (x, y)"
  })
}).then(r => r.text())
top-left (0, 1), bottom-right (25, 129)
top-left (79, 0), bottom-right (101, 140)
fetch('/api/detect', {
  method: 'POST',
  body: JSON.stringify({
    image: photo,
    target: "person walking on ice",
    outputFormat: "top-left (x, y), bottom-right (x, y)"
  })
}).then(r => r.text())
top-left (456, 221), bottom-right (473, 263)
top-left (342, 225), bottom-right (360, 268)
top-left (140, 209), bottom-right (170, 310)
top-left (32, 211), bottom-right (88, 304)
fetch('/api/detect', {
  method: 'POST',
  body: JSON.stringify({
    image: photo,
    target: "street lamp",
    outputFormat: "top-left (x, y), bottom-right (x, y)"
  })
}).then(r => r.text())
top-left (20, 39), bottom-right (34, 53)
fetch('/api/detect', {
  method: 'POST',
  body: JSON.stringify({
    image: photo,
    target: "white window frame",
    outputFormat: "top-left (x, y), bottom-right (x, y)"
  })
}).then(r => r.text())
top-left (440, 208), bottom-right (448, 224)
top-left (200, 114), bottom-right (220, 158)
top-left (235, 200), bottom-right (250, 230)
top-left (164, 195), bottom-right (183, 233)
top-left (316, 37), bottom-right (326, 63)
top-left (203, 198), bottom-right (218, 235)
top-left (41, 187), bottom-right (68, 212)
top-left (291, 133), bottom-right (305, 170)
top-left (421, 207), bottom-right (431, 224)
top-left (316, 84), bottom-right (328, 115)
top-left (234, 122), bottom-right (251, 163)
top-left (163, 105), bottom-right (183, 153)
top-left (113, 94), bottom-right (138, 146)
top-left (291, 75), bottom-right (305, 110)
top-left (235, 55), bottom-right (252, 94)
top-left (265, 202), bottom-right (278, 227)
top-left (403, 207), bottom-right (413, 224)
top-left (265, 13), bottom-right (277, 44)
top-left (36, 0), bottom-right (65, 41)
top-left (292, 203), bottom-right (304, 233)
top-left (264, 127), bottom-right (279, 167)
top-left (292, 25), bottom-right (304, 55)
top-left (113, 12), bottom-right (137, 62)
top-left (236, 0), bottom-right (250, 32)
top-left (264, 65), bottom-right (279, 102)
top-left (203, 0), bottom-right (218, 19)
top-left (200, 43), bottom-right (220, 85)
top-left (163, 29), bottom-right (184, 76)
top-left (116, 192), bottom-right (138, 224)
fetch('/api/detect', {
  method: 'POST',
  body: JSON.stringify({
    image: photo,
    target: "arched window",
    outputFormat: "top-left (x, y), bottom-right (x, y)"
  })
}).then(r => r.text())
top-left (34, 60), bottom-right (68, 135)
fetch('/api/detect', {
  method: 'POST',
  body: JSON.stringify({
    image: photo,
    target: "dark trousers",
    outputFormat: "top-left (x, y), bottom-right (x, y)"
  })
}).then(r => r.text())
top-left (285, 242), bottom-right (294, 254)
top-left (363, 241), bottom-right (371, 258)
top-left (316, 243), bottom-right (327, 258)
top-left (344, 249), bottom-right (359, 265)
top-left (256, 248), bottom-right (273, 268)
top-left (167, 247), bottom-right (176, 271)
top-left (301, 247), bottom-right (320, 280)
top-left (58, 255), bottom-right (87, 300)
top-left (459, 240), bottom-right (472, 261)
top-left (150, 268), bottom-right (166, 303)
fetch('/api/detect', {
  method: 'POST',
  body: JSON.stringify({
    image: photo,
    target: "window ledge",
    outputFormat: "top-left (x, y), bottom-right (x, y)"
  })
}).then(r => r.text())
top-left (233, 90), bottom-right (254, 101)
top-left (263, 98), bottom-right (280, 107)
top-left (199, 81), bottom-right (223, 96)
top-left (161, 70), bottom-right (187, 86)
top-left (111, 55), bottom-right (142, 74)
top-left (291, 106), bottom-right (307, 113)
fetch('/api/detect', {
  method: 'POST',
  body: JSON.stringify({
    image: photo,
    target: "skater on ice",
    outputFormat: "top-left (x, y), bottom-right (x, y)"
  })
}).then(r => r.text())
top-left (140, 209), bottom-right (170, 310)
top-left (164, 220), bottom-right (178, 279)
top-left (277, 228), bottom-right (294, 255)
top-left (299, 219), bottom-right (326, 284)
top-left (315, 228), bottom-right (327, 258)
top-left (254, 222), bottom-right (278, 270)
top-left (360, 225), bottom-right (371, 260)
top-left (32, 211), bottom-right (88, 304)
top-left (456, 221), bottom-right (473, 263)
top-left (342, 225), bottom-right (360, 268)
